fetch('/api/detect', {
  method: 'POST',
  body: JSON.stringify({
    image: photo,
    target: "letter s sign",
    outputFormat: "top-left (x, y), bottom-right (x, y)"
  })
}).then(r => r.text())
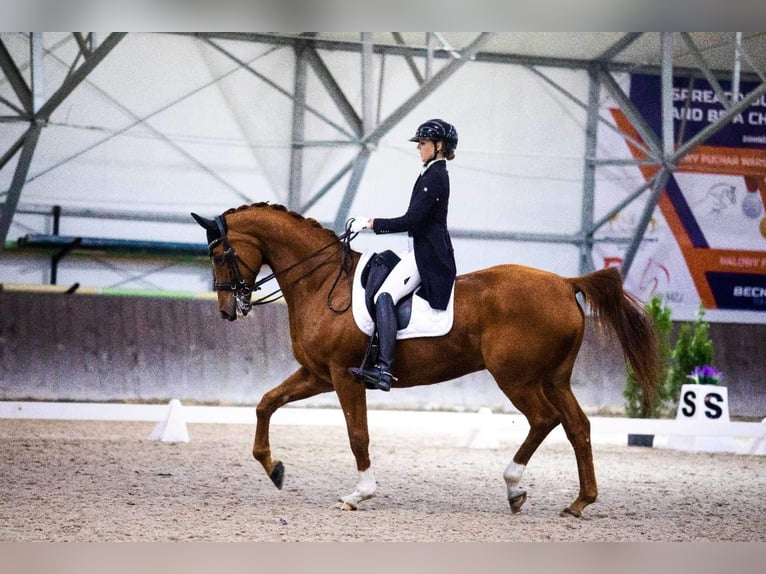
top-left (704, 392), bottom-right (724, 419)
top-left (681, 389), bottom-right (696, 417)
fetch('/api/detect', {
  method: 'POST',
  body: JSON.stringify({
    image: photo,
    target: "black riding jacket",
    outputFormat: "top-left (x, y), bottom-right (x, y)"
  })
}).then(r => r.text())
top-left (371, 159), bottom-right (457, 310)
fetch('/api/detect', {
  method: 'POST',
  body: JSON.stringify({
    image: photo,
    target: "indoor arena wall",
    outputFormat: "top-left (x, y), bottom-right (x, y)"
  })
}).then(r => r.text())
top-left (1, 291), bottom-right (764, 417)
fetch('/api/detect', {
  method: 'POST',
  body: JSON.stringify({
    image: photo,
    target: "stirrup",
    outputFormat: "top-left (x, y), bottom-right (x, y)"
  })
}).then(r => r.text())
top-left (348, 366), bottom-right (397, 392)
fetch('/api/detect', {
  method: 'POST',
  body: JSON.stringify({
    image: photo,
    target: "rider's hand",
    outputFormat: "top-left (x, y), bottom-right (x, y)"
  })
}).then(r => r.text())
top-left (349, 217), bottom-right (370, 233)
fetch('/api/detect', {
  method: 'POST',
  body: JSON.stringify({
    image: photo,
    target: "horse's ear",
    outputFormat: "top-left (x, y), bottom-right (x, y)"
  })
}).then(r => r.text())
top-left (191, 212), bottom-right (217, 232)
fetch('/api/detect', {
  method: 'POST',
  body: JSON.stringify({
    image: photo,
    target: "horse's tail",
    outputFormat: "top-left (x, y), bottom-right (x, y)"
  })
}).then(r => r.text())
top-left (567, 267), bottom-right (661, 411)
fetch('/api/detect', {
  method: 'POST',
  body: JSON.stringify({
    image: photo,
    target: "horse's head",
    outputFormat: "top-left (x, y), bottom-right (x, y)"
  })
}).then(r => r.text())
top-left (192, 212), bottom-right (264, 321)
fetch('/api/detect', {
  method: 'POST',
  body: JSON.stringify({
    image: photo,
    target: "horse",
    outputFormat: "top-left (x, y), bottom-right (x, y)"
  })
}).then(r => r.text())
top-left (192, 202), bottom-right (660, 517)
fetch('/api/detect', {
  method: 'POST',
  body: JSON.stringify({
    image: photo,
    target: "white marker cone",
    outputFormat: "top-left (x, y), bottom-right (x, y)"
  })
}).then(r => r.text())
top-left (148, 399), bottom-right (190, 443)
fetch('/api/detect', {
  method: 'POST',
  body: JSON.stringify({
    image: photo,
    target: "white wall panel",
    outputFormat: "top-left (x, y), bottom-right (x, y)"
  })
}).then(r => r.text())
top-left (2, 33), bottom-right (592, 291)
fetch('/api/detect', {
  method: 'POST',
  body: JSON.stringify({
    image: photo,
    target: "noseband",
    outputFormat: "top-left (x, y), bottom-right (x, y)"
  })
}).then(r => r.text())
top-left (208, 215), bottom-right (261, 315)
top-left (206, 214), bottom-right (356, 316)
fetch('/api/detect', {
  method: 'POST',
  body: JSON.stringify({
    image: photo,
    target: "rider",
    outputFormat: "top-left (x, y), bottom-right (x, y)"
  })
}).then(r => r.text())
top-left (348, 118), bottom-right (458, 391)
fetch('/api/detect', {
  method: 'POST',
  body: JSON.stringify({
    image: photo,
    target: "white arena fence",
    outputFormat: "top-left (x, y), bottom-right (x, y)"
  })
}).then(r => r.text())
top-left (1, 401), bottom-right (764, 455)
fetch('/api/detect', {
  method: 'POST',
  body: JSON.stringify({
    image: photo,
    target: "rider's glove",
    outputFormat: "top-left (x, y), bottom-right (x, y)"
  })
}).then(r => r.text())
top-left (349, 217), bottom-right (370, 233)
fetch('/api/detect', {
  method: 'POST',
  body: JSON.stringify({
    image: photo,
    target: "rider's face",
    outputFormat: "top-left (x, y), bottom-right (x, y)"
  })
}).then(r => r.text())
top-left (417, 138), bottom-right (437, 163)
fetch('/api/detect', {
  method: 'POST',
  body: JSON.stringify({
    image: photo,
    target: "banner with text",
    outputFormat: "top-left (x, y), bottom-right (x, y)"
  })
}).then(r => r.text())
top-left (594, 73), bottom-right (766, 322)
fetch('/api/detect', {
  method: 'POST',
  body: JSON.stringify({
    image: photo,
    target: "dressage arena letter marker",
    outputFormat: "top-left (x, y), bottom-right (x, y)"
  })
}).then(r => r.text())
top-left (668, 384), bottom-right (736, 453)
top-left (148, 399), bottom-right (190, 443)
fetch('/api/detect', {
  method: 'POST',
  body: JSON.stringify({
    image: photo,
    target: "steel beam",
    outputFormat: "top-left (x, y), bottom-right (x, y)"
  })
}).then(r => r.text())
top-left (333, 33), bottom-right (376, 230)
top-left (2, 33), bottom-right (124, 251)
top-left (589, 176), bottom-right (658, 235)
top-left (599, 65), bottom-right (664, 163)
top-left (34, 32), bottom-right (126, 121)
top-left (30, 33), bottom-right (44, 114)
top-left (448, 229), bottom-right (580, 243)
top-left (619, 168), bottom-right (670, 279)
top-left (299, 160), bottom-right (355, 213)
top-left (674, 79), bottom-right (766, 161)
top-left (361, 32), bottom-right (375, 136)
top-left (0, 38), bottom-right (32, 115)
top-left (0, 130), bottom-right (26, 172)
top-left (737, 39), bottom-right (766, 83)
top-left (732, 32), bottom-right (742, 103)
top-left (596, 33), bottom-right (643, 62)
top-left (0, 123), bottom-right (42, 249)
top-left (31, 42), bottom-right (263, 203)
top-left (376, 52), bottom-right (386, 124)
top-left (72, 33), bottom-right (93, 59)
top-left (204, 38), bottom-right (355, 140)
top-left (304, 46), bottom-right (362, 137)
top-left (308, 33), bottom-right (495, 228)
top-left (334, 149), bottom-right (373, 231)
top-left (288, 44), bottom-right (308, 210)
top-left (674, 73), bottom-right (697, 146)
top-left (361, 33), bottom-right (495, 147)
top-left (425, 32), bottom-right (435, 80)
top-left (391, 32), bottom-right (424, 85)
top-left (579, 64), bottom-right (600, 274)
top-left (16, 203), bottom-right (202, 223)
top-left (184, 32), bottom-right (766, 82)
top-left (680, 32), bottom-right (732, 111)
top-left (620, 33), bottom-right (674, 279)
top-left (661, 33), bottom-right (675, 161)
top-left (526, 64), bottom-right (654, 160)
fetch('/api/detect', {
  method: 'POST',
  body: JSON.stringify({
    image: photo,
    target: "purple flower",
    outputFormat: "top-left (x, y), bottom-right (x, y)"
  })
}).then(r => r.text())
top-left (687, 365), bottom-right (722, 385)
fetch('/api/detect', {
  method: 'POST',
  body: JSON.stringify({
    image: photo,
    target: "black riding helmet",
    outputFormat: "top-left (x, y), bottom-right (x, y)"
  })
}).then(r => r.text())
top-left (409, 119), bottom-right (458, 150)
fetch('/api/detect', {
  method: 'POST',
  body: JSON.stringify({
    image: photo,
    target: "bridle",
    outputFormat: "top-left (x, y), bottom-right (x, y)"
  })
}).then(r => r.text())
top-left (206, 214), bottom-right (356, 316)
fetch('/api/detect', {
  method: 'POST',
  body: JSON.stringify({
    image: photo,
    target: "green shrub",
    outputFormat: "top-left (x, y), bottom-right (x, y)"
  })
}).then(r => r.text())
top-left (624, 299), bottom-right (717, 418)
top-left (666, 304), bottom-right (714, 412)
top-left (623, 295), bottom-right (673, 418)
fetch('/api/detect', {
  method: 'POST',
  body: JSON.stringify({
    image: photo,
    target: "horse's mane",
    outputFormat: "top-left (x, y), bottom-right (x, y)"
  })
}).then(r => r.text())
top-left (223, 202), bottom-right (340, 243)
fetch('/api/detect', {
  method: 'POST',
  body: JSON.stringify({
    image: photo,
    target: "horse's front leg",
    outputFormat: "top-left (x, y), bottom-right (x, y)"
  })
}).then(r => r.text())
top-left (252, 367), bottom-right (332, 488)
top-left (332, 368), bottom-right (376, 510)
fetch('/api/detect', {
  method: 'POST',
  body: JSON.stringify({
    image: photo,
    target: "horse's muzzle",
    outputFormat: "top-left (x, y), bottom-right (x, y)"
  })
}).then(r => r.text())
top-left (221, 309), bottom-right (237, 321)
top-left (218, 294), bottom-right (238, 321)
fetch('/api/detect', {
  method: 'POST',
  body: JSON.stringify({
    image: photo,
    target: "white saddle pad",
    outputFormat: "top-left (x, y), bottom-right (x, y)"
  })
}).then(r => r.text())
top-left (351, 251), bottom-right (454, 340)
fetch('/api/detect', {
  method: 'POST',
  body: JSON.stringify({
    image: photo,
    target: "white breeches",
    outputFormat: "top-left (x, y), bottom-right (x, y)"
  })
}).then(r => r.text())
top-left (374, 250), bottom-right (421, 305)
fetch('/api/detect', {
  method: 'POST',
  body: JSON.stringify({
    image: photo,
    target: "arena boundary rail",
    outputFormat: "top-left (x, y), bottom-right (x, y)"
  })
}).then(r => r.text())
top-left (1, 400), bottom-right (764, 455)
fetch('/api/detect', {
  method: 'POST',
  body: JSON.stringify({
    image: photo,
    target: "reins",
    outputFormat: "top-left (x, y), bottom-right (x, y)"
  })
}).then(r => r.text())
top-left (207, 214), bottom-right (357, 315)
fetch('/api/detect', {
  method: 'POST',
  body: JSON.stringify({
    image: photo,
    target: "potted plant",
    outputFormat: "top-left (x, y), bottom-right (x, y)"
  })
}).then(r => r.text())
top-left (666, 304), bottom-right (715, 413)
top-left (686, 364), bottom-right (723, 386)
top-left (623, 295), bottom-right (673, 446)
top-left (665, 313), bottom-right (730, 451)
top-left (624, 300), bottom-right (722, 448)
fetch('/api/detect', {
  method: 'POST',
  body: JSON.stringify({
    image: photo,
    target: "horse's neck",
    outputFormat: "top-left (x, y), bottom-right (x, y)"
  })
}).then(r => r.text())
top-left (236, 209), bottom-right (345, 299)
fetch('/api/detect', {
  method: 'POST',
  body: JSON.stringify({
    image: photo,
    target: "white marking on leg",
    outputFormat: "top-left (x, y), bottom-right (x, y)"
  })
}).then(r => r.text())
top-left (503, 460), bottom-right (526, 499)
top-left (339, 468), bottom-right (377, 509)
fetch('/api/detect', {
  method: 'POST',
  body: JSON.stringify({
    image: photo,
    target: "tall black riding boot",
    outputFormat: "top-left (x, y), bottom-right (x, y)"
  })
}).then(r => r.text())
top-left (350, 292), bottom-right (397, 391)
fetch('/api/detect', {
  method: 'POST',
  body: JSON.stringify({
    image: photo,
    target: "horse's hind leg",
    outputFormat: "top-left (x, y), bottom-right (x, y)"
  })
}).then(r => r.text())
top-left (542, 380), bottom-right (597, 518)
top-left (498, 384), bottom-right (561, 514)
top-left (252, 367), bottom-right (332, 489)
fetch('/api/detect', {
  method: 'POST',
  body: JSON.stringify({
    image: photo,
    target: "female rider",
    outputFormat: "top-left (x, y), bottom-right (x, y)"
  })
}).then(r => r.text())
top-left (349, 118), bottom-right (458, 391)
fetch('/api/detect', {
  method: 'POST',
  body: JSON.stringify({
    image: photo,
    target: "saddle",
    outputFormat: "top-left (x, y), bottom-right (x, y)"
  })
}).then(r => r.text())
top-left (359, 250), bottom-right (414, 330)
top-left (351, 251), bottom-right (455, 341)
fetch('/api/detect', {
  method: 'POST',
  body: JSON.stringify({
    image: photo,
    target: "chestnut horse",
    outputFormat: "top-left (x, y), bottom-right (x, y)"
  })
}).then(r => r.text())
top-left (192, 203), bottom-right (660, 517)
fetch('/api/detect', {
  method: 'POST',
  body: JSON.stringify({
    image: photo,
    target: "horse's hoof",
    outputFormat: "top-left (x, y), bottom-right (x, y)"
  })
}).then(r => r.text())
top-left (508, 491), bottom-right (527, 514)
top-left (559, 506), bottom-right (581, 518)
top-left (335, 500), bottom-right (357, 511)
top-left (269, 461), bottom-right (285, 490)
